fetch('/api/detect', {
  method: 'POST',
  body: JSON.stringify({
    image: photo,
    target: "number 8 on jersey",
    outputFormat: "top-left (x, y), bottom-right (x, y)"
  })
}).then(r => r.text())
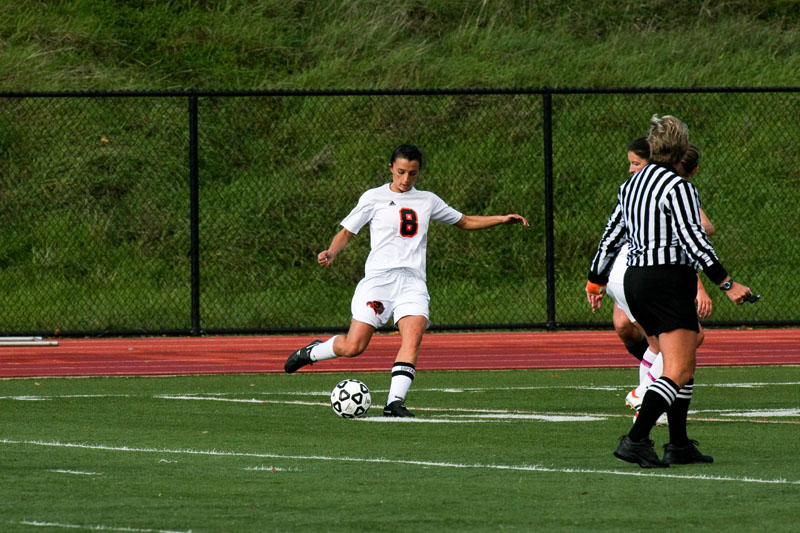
top-left (400, 208), bottom-right (418, 237)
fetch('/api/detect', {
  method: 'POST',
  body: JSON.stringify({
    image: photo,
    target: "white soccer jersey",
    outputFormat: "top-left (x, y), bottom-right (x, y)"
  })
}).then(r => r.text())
top-left (341, 183), bottom-right (463, 281)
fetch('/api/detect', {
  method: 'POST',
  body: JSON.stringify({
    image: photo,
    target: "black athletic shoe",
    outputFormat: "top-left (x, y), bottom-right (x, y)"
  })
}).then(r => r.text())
top-left (383, 400), bottom-right (415, 418)
top-left (663, 440), bottom-right (714, 465)
top-left (613, 435), bottom-right (669, 468)
top-left (284, 340), bottom-right (321, 374)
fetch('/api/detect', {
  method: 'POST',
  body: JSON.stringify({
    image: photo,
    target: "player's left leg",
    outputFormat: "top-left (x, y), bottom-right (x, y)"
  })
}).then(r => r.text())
top-left (383, 314), bottom-right (426, 418)
top-left (384, 274), bottom-right (429, 418)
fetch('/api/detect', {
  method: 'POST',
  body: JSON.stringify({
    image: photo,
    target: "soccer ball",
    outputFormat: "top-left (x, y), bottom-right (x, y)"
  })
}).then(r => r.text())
top-left (330, 379), bottom-right (372, 418)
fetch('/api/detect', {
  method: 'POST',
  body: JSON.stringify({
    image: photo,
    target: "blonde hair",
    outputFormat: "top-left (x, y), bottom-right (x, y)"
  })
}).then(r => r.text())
top-left (647, 115), bottom-right (689, 165)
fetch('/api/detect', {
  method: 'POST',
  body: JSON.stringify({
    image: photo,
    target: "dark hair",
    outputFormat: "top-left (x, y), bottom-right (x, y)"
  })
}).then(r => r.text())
top-left (390, 144), bottom-right (423, 169)
top-left (627, 137), bottom-right (650, 160)
top-left (677, 143), bottom-right (700, 176)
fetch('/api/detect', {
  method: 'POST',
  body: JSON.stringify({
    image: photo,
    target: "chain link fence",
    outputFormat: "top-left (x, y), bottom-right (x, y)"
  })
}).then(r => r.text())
top-left (1, 88), bottom-right (797, 336)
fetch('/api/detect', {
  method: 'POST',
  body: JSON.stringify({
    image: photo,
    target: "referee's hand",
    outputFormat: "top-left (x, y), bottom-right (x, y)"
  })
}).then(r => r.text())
top-left (723, 280), bottom-right (753, 305)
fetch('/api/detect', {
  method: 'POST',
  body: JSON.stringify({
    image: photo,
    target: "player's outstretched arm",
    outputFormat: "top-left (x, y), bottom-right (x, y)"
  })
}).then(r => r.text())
top-left (318, 228), bottom-right (355, 267)
top-left (455, 214), bottom-right (529, 231)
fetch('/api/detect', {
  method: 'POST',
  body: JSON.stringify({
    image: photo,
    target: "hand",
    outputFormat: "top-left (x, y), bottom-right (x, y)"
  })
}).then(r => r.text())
top-left (587, 291), bottom-right (604, 312)
top-left (318, 250), bottom-right (334, 267)
top-left (723, 281), bottom-right (753, 305)
top-left (586, 281), bottom-right (606, 312)
top-left (696, 291), bottom-right (713, 318)
top-left (504, 214), bottom-right (530, 227)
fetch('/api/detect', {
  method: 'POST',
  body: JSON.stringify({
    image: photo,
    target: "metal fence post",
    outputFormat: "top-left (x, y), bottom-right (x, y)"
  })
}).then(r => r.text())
top-left (189, 91), bottom-right (201, 335)
top-left (542, 92), bottom-right (557, 329)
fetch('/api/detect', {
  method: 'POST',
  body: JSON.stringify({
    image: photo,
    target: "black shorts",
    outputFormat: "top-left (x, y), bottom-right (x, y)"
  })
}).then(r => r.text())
top-left (623, 264), bottom-right (699, 337)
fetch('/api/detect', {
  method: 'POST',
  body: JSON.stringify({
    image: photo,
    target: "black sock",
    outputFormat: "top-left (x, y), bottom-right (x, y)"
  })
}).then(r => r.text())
top-left (629, 376), bottom-right (679, 442)
top-left (667, 379), bottom-right (693, 446)
top-left (625, 338), bottom-right (649, 361)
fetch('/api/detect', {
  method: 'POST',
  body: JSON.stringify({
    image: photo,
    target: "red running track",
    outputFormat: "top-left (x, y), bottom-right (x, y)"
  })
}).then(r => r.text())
top-left (1, 329), bottom-right (798, 378)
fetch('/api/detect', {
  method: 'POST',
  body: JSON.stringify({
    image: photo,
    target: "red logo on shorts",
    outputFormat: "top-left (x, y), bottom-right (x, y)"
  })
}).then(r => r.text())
top-left (366, 301), bottom-right (385, 315)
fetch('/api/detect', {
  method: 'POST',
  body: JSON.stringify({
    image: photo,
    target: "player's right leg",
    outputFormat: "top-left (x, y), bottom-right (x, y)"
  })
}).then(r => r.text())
top-left (284, 339), bottom-right (324, 373)
top-left (285, 275), bottom-right (388, 374)
top-left (612, 303), bottom-right (648, 360)
top-left (284, 320), bottom-right (375, 373)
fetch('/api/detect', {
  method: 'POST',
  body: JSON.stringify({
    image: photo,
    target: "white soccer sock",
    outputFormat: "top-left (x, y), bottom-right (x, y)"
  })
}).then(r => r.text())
top-left (650, 352), bottom-right (664, 382)
top-left (309, 336), bottom-right (339, 362)
top-left (635, 348), bottom-right (659, 397)
top-left (386, 362), bottom-right (416, 405)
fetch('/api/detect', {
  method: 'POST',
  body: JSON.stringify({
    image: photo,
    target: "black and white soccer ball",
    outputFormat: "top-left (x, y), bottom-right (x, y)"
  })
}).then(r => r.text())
top-left (330, 379), bottom-right (372, 418)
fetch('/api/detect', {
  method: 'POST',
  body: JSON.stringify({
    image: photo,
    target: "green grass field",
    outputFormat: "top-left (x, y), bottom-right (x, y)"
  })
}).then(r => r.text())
top-left (2, 366), bottom-right (799, 532)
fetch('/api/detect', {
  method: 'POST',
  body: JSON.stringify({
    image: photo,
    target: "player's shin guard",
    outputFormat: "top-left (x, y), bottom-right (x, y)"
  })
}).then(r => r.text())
top-left (628, 377), bottom-right (679, 442)
top-left (667, 379), bottom-right (693, 446)
top-left (387, 362), bottom-right (416, 405)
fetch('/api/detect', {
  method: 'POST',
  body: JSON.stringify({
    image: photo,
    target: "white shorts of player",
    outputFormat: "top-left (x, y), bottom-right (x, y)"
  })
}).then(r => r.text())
top-left (605, 243), bottom-right (636, 323)
top-left (351, 268), bottom-right (430, 329)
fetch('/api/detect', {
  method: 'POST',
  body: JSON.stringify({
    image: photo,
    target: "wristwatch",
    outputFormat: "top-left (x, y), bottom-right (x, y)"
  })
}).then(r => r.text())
top-left (720, 279), bottom-right (734, 291)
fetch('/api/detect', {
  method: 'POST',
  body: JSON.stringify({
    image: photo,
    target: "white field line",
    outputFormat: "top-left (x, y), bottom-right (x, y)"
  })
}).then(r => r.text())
top-left (154, 394), bottom-right (616, 422)
top-left (3, 381), bottom-right (800, 401)
top-left (244, 465), bottom-right (295, 472)
top-left (691, 408), bottom-right (800, 417)
top-left (3, 388), bottom-right (795, 424)
top-left (412, 382), bottom-right (800, 392)
top-left (0, 394), bottom-right (128, 401)
top-left (15, 520), bottom-right (191, 532)
top-left (1, 438), bottom-right (798, 487)
top-left (47, 469), bottom-right (102, 476)
top-left (154, 394), bottom-right (800, 424)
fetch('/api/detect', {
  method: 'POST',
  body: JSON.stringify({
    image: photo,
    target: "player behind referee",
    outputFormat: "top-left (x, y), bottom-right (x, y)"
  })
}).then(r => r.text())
top-left (586, 115), bottom-right (753, 468)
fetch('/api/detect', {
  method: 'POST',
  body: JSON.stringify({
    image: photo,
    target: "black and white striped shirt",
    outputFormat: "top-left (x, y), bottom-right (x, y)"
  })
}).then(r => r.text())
top-left (588, 162), bottom-right (728, 285)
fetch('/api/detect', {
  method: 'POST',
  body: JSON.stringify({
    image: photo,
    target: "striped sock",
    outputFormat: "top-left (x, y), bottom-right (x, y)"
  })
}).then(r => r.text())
top-left (386, 362), bottom-right (416, 405)
top-left (667, 379), bottom-right (694, 446)
top-left (635, 349), bottom-right (659, 397)
top-left (650, 352), bottom-right (664, 382)
top-left (629, 376), bottom-right (679, 442)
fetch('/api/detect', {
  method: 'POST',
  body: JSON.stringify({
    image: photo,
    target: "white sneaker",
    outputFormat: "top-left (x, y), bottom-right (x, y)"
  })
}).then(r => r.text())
top-left (633, 411), bottom-right (669, 426)
top-left (625, 389), bottom-right (643, 412)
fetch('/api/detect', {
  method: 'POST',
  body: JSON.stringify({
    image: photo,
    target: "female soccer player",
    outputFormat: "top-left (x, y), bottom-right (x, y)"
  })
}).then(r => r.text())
top-left (587, 115), bottom-right (752, 467)
top-left (285, 144), bottom-right (529, 417)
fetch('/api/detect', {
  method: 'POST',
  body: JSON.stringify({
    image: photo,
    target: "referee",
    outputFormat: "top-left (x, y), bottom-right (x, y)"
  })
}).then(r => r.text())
top-left (586, 115), bottom-right (753, 468)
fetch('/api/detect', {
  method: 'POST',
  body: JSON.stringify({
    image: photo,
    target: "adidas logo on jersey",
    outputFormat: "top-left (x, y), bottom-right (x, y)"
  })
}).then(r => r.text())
top-left (389, 201), bottom-right (396, 206)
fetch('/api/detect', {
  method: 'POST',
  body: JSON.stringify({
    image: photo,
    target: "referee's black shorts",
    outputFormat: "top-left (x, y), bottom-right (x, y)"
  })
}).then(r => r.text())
top-left (624, 264), bottom-right (699, 336)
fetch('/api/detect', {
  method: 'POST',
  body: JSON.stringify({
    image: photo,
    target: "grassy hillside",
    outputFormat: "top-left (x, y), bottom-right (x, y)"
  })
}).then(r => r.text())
top-left (1, 1), bottom-right (799, 333)
top-left (2, 1), bottom-right (799, 91)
